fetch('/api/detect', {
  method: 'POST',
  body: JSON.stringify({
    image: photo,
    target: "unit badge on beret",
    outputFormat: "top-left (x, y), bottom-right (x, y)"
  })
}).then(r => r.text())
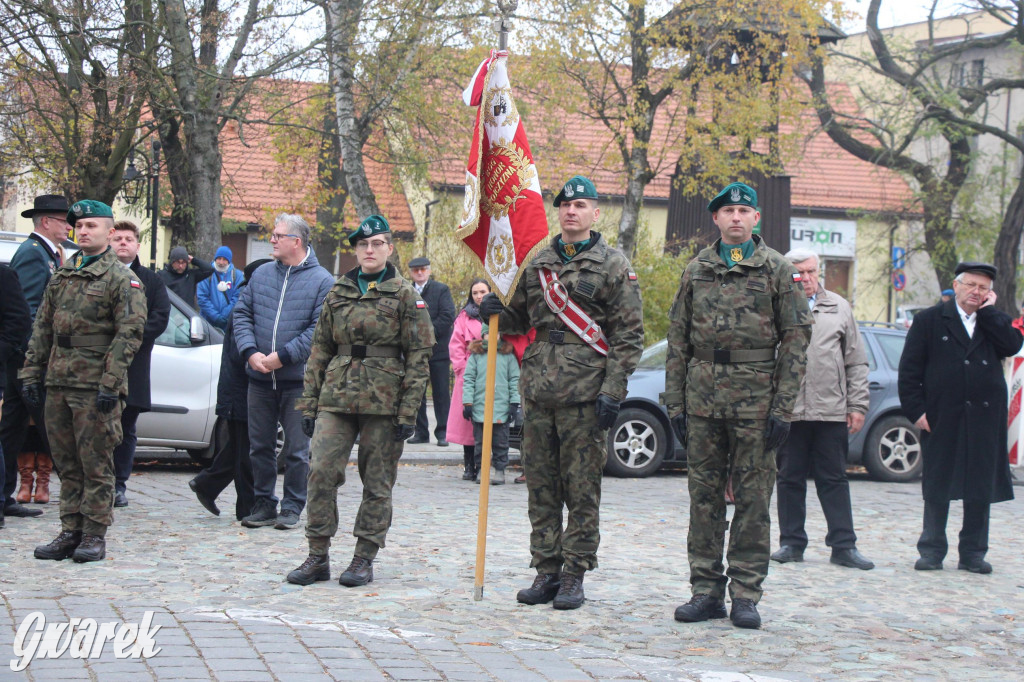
top-left (73, 204), bottom-right (83, 216)
top-left (362, 224), bottom-right (372, 235)
top-left (564, 184), bottom-right (574, 198)
top-left (730, 188), bottom-right (741, 203)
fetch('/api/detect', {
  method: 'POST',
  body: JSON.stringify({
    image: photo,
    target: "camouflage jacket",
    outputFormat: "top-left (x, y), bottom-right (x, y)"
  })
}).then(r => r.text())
top-left (663, 235), bottom-right (812, 420)
top-left (297, 264), bottom-right (434, 424)
top-left (499, 232), bottom-right (644, 404)
top-left (20, 247), bottom-right (147, 395)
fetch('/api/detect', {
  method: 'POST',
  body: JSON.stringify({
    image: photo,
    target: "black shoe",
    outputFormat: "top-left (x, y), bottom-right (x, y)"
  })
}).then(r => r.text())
top-left (287, 553), bottom-right (330, 585)
top-left (407, 436), bottom-right (429, 445)
top-left (674, 594), bottom-right (727, 622)
top-left (6, 502), bottom-right (43, 518)
top-left (0, 512), bottom-right (4, 529)
top-left (34, 530), bottom-right (82, 560)
top-left (275, 510), bottom-right (300, 530)
top-left (338, 556), bottom-right (374, 587)
top-left (189, 478), bottom-right (220, 516)
top-left (241, 501), bottom-right (278, 528)
top-left (462, 469), bottom-right (475, 481)
top-left (730, 598), bottom-right (761, 629)
top-left (831, 548), bottom-right (874, 570)
top-left (490, 467), bottom-right (505, 486)
top-left (72, 534), bottom-right (106, 563)
top-left (436, 440), bottom-right (449, 447)
top-left (915, 556), bottom-right (943, 571)
top-left (957, 559), bottom-right (993, 574)
top-left (114, 491), bottom-right (128, 508)
top-left (552, 572), bottom-right (585, 610)
top-left (516, 573), bottom-right (561, 605)
top-left (770, 545), bottom-right (804, 563)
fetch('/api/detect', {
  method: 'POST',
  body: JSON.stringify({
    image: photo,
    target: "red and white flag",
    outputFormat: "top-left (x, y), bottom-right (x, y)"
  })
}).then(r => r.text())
top-left (458, 50), bottom-right (548, 302)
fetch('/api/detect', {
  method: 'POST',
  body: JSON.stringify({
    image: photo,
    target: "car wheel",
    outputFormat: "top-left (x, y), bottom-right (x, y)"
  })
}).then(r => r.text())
top-left (863, 414), bottom-right (922, 482)
top-left (186, 417), bottom-right (225, 468)
top-left (604, 407), bottom-right (667, 478)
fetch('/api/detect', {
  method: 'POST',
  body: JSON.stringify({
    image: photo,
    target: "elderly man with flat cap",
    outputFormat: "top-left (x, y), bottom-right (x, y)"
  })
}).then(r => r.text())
top-left (899, 262), bottom-right (1022, 574)
top-left (406, 256), bottom-right (455, 446)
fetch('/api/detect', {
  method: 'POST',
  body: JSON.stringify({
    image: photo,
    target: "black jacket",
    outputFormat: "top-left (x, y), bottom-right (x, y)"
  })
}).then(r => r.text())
top-left (0, 265), bottom-right (31, 393)
top-left (899, 300), bottom-right (1023, 504)
top-left (419, 279), bottom-right (455, 361)
top-left (216, 316), bottom-right (249, 421)
top-left (125, 259), bottom-right (171, 410)
top-left (158, 257), bottom-right (215, 307)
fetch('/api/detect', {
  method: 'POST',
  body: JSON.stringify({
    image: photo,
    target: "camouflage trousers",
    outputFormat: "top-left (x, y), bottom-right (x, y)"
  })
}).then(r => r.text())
top-left (522, 398), bottom-right (605, 575)
top-left (686, 415), bottom-right (776, 602)
top-left (45, 387), bottom-right (123, 537)
top-left (304, 412), bottom-right (403, 560)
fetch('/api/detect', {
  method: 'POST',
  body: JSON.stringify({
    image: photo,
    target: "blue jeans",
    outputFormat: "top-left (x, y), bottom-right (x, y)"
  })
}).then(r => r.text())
top-left (247, 381), bottom-right (309, 515)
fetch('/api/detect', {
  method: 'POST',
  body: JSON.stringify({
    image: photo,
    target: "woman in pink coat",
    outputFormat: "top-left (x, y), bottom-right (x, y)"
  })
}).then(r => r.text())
top-left (448, 279), bottom-right (491, 480)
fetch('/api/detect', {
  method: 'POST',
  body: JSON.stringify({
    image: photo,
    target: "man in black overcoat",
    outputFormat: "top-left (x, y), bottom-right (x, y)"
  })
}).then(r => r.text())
top-left (898, 262), bottom-right (1023, 574)
top-left (406, 257), bottom-right (456, 446)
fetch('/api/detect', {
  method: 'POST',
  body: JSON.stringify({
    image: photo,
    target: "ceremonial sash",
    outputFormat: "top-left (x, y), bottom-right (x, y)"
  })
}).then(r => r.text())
top-left (538, 267), bottom-right (610, 356)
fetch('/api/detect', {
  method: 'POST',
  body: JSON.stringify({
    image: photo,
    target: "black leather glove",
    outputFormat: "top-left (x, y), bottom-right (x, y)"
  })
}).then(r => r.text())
top-left (595, 394), bottom-right (620, 430)
top-left (765, 416), bottom-right (791, 450)
top-left (508, 403), bottom-right (520, 426)
top-left (463, 404), bottom-right (474, 421)
top-left (393, 423), bottom-right (415, 441)
top-left (301, 416), bottom-right (316, 439)
top-left (479, 293), bottom-right (504, 319)
top-left (671, 413), bottom-right (687, 446)
top-left (21, 382), bottom-right (42, 409)
top-left (96, 388), bottom-right (119, 414)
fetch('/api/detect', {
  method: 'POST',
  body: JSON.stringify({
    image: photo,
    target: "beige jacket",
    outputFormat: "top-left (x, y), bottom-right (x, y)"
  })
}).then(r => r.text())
top-left (791, 287), bottom-right (869, 422)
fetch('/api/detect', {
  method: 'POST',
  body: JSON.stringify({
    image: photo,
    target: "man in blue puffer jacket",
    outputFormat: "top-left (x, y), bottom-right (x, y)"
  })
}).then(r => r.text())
top-left (197, 246), bottom-right (244, 331)
top-left (232, 214), bottom-right (335, 530)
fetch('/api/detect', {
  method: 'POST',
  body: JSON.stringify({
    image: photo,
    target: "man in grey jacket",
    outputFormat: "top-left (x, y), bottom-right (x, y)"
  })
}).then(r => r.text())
top-left (233, 214), bottom-right (335, 530)
top-left (771, 250), bottom-right (875, 570)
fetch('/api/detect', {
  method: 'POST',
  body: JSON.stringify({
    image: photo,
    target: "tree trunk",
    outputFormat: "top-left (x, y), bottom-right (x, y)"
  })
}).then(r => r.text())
top-left (314, 98), bottom-right (348, 274)
top-left (618, 161), bottom-right (648, 257)
top-left (993, 174), bottom-right (1024, 315)
top-left (189, 115), bottom-right (225, 259)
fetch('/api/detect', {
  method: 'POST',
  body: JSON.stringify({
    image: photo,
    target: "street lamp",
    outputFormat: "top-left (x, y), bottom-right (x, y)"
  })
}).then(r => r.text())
top-left (120, 139), bottom-right (162, 269)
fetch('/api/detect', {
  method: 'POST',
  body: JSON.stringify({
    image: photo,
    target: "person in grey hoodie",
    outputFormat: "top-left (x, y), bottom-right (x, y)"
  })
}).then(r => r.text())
top-left (232, 214), bottom-right (335, 530)
top-left (158, 245), bottom-right (215, 307)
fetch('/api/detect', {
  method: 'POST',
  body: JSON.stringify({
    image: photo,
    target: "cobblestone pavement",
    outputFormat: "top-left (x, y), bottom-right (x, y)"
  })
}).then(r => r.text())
top-left (1, 459), bottom-right (1022, 681)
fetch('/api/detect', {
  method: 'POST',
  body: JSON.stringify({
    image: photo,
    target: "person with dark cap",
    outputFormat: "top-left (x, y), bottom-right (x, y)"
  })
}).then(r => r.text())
top-left (406, 256), bottom-right (456, 446)
top-left (110, 220), bottom-right (171, 508)
top-left (188, 258), bottom-right (272, 521)
top-left (941, 289), bottom-right (954, 303)
top-left (197, 245), bottom-right (244, 331)
top-left (287, 215), bottom-right (434, 588)
top-left (899, 261), bottom-right (1023, 574)
top-left (664, 181), bottom-right (811, 629)
top-left (158, 245), bottom-right (215, 307)
top-left (20, 200), bottom-right (147, 563)
top-left (479, 174), bottom-right (645, 610)
top-left (1, 194), bottom-right (71, 521)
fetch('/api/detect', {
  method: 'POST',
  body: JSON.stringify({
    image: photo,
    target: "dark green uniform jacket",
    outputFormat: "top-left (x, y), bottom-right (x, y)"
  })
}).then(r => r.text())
top-left (298, 264), bottom-right (435, 424)
top-left (20, 247), bottom-right (147, 395)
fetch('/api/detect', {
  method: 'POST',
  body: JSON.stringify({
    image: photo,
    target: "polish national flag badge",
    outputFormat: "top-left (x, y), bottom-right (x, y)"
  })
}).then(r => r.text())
top-left (416, 300), bottom-right (426, 308)
top-left (627, 270), bottom-right (637, 281)
top-left (792, 273), bottom-right (802, 282)
top-left (130, 280), bottom-right (141, 288)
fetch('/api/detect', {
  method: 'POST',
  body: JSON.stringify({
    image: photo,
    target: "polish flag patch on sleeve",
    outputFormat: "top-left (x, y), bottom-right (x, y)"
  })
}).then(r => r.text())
top-left (130, 280), bottom-right (141, 288)
top-left (416, 300), bottom-right (426, 308)
top-left (627, 270), bottom-right (637, 281)
top-left (792, 273), bottom-right (802, 282)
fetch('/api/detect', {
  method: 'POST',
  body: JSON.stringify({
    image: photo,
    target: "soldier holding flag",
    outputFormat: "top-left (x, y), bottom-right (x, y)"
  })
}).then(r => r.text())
top-left (480, 175), bottom-right (644, 610)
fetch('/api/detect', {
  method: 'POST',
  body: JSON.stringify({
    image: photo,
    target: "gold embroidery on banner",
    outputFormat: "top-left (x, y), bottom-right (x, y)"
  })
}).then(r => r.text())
top-left (481, 137), bottom-right (535, 221)
top-left (462, 175), bottom-right (479, 224)
top-left (486, 233), bottom-right (515, 278)
top-left (483, 86), bottom-right (520, 129)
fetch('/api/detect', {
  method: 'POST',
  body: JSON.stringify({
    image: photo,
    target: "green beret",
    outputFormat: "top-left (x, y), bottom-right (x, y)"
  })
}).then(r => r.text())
top-left (553, 175), bottom-right (598, 207)
top-left (67, 199), bottom-right (114, 226)
top-left (707, 182), bottom-right (758, 213)
top-left (348, 214), bottom-right (391, 246)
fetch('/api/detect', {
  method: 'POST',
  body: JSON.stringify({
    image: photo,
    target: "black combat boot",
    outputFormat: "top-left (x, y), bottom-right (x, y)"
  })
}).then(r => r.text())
top-left (674, 594), bottom-right (727, 622)
top-left (462, 451), bottom-right (475, 480)
top-left (34, 530), bottom-right (82, 560)
top-left (729, 598), bottom-right (761, 629)
top-left (552, 571), bottom-right (585, 610)
top-left (71, 534), bottom-right (106, 563)
top-left (287, 553), bottom-right (331, 585)
top-left (516, 573), bottom-right (561, 605)
top-left (338, 556), bottom-right (373, 587)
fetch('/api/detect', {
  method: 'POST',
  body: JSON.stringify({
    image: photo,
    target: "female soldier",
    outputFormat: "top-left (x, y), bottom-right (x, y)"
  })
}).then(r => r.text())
top-left (287, 215), bottom-right (434, 587)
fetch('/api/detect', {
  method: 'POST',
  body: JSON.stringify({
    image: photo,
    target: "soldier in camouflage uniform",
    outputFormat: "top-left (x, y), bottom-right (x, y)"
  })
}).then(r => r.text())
top-left (287, 215), bottom-right (434, 588)
top-left (480, 175), bottom-right (644, 610)
top-left (19, 200), bottom-right (147, 563)
top-left (663, 182), bottom-right (811, 629)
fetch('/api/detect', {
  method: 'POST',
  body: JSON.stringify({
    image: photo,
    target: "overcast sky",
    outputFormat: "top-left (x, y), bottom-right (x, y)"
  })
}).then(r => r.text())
top-left (843, 0), bottom-right (972, 32)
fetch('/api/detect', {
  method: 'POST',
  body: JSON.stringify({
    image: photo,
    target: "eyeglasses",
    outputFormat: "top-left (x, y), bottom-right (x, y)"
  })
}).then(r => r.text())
top-left (269, 232), bottom-right (299, 242)
top-left (957, 281), bottom-right (992, 293)
top-left (44, 215), bottom-right (69, 225)
top-left (355, 239), bottom-right (390, 251)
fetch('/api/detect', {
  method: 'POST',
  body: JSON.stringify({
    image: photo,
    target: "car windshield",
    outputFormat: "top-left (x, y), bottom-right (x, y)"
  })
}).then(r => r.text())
top-left (636, 340), bottom-right (668, 369)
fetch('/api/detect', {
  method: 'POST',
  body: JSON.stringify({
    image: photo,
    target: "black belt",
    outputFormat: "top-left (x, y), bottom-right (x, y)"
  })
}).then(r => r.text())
top-left (538, 328), bottom-right (587, 345)
top-left (56, 334), bottom-right (113, 348)
top-left (693, 347), bottom-right (775, 363)
top-left (337, 344), bottom-right (402, 359)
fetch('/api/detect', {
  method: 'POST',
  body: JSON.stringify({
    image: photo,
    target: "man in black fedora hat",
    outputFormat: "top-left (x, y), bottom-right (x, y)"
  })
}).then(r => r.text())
top-left (0, 194), bottom-right (71, 521)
